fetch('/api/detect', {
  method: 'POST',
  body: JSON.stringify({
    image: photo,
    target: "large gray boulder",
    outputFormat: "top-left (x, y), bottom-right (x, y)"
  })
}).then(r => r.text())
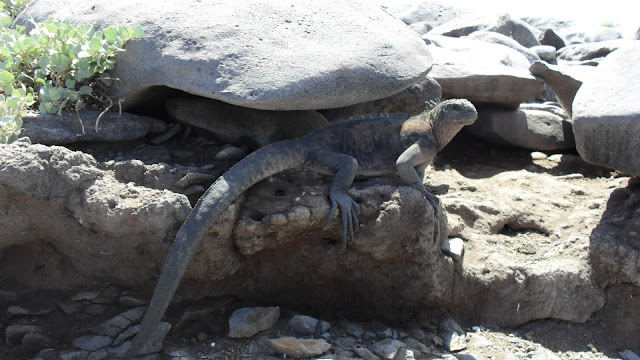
top-left (557, 39), bottom-right (632, 61)
top-left (465, 104), bottom-right (574, 151)
top-left (16, 0), bottom-right (432, 111)
top-left (573, 44), bottom-right (640, 176)
top-left (428, 12), bottom-right (541, 48)
top-left (380, 1), bottom-right (471, 35)
top-left (539, 28), bottom-right (567, 50)
top-left (425, 35), bottom-right (543, 107)
top-left (529, 61), bottom-right (597, 117)
top-left (466, 30), bottom-right (541, 64)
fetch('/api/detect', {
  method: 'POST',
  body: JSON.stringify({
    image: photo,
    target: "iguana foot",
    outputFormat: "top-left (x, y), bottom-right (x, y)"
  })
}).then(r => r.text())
top-left (409, 182), bottom-right (442, 242)
top-left (410, 182), bottom-right (440, 216)
top-left (323, 190), bottom-right (360, 249)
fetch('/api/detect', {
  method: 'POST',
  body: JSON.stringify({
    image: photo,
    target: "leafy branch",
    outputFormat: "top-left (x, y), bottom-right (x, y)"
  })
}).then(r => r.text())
top-left (0, 1), bottom-right (143, 143)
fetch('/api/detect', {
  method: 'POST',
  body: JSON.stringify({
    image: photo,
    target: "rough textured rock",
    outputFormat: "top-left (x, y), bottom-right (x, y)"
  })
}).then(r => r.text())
top-left (572, 44), bottom-right (640, 176)
top-left (465, 106), bottom-right (575, 151)
top-left (557, 39), bottom-right (631, 61)
top-left (530, 45), bottom-right (557, 62)
top-left (466, 30), bottom-right (540, 63)
top-left (228, 307), bottom-right (280, 338)
top-left (529, 61), bottom-right (596, 117)
top-left (0, 141), bottom-right (193, 289)
top-left (71, 335), bottom-right (113, 351)
top-left (585, 28), bottom-right (623, 43)
top-left (288, 315), bottom-right (319, 336)
top-left (165, 95), bottom-right (328, 147)
top-left (2, 132), bottom-right (638, 345)
top-left (425, 35), bottom-right (543, 107)
top-left (539, 28), bottom-right (566, 50)
top-left (439, 316), bottom-right (466, 352)
top-left (319, 76), bottom-right (442, 121)
top-left (355, 346), bottom-right (382, 360)
top-left (268, 337), bottom-right (331, 359)
top-left (5, 324), bottom-right (44, 347)
top-left (0, 140), bottom-right (451, 319)
top-left (588, 184), bottom-right (640, 287)
top-left (16, 0), bottom-right (432, 111)
top-left (370, 339), bottom-right (406, 359)
top-left (381, 1), bottom-right (471, 33)
top-left (20, 111), bottom-right (168, 145)
top-left (444, 170), bottom-right (610, 327)
top-left (428, 12), bottom-right (541, 48)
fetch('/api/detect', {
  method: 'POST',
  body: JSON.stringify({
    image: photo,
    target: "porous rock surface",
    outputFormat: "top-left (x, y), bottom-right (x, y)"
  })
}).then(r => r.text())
top-left (0, 141), bottom-right (192, 289)
top-left (2, 137), bottom-right (637, 331)
top-left (16, 0), bottom-right (433, 111)
top-left (0, 140), bottom-right (452, 315)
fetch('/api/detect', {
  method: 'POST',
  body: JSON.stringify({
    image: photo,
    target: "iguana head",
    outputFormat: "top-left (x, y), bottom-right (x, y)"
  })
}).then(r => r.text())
top-left (431, 98), bottom-right (478, 126)
top-left (430, 98), bottom-right (478, 149)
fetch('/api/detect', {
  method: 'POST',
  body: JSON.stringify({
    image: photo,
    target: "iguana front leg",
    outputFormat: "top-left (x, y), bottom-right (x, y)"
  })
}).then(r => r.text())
top-left (396, 143), bottom-right (440, 214)
top-left (308, 150), bottom-right (360, 248)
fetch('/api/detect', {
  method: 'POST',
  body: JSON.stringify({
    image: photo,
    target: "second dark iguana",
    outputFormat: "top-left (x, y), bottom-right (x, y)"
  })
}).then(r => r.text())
top-left (123, 98), bottom-right (478, 359)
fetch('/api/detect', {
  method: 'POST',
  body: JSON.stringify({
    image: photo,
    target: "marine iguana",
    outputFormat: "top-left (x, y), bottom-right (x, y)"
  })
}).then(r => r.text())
top-left (122, 98), bottom-right (477, 359)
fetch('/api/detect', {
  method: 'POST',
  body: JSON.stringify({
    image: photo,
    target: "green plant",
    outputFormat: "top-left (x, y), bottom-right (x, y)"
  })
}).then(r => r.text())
top-left (600, 21), bottom-right (619, 28)
top-left (0, 3), bottom-right (143, 143)
top-left (0, 0), bottom-right (30, 21)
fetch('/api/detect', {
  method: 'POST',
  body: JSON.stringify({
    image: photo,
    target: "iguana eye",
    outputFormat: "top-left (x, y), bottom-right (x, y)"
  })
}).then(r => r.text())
top-left (451, 104), bottom-right (461, 111)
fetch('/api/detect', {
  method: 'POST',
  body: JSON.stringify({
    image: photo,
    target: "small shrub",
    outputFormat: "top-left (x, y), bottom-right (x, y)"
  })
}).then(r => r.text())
top-left (0, 1), bottom-right (143, 143)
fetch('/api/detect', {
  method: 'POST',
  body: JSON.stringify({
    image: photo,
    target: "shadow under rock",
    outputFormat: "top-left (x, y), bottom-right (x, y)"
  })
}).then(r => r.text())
top-left (584, 177), bottom-right (640, 354)
top-left (436, 132), bottom-right (610, 180)
top-left (436, 132), bottom-right (544, 179)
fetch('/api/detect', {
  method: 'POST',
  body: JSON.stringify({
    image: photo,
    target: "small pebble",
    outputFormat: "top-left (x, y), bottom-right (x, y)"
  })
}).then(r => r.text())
top-left (547, 154), bottom-right (563, 162)
top-left (531, 152), bottom-right (547, 160)
top-left (441, 238), bottom-right (464, 261)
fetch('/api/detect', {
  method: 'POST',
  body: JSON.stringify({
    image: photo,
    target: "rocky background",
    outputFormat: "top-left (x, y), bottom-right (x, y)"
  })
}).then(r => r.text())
top-left (1, 0), bottom-right (639, 359)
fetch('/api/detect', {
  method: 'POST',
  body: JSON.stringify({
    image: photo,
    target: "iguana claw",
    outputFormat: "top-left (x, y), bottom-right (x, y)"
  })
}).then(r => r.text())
top-left (323, 190), bottom-right (360, 248)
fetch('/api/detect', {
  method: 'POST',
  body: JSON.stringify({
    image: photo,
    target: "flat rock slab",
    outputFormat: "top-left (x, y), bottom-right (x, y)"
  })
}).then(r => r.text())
top-left (425, 35), bottom-right (543, 107)
top-left (557, 39), bottom-right (632, 61)
top-left (269, 337), bottom-right (331, 359)
top-left (228, 307), bottom-right (280, 338)
top-left (466, 106), bottom-right (575, 151)
top-left (529, 62), bottom-right (596, 117)
top-left (467, 30), bottom-right (540, 64)
top-left (20, 111), bottom-right (168, 145)
top-left (17, 0), bottom-right (432, 111)
top-left (428, 12), bottom-right (540, 48)
top-left (573, 43), bottom-right (640, 176)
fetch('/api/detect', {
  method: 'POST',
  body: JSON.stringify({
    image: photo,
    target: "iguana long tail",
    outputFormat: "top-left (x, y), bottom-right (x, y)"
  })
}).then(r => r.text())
top-left (123, 139), bottom-right (306, 359)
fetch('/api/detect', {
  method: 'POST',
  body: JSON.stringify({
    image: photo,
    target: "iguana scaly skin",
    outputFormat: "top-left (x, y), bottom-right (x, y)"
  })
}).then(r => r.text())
top-left (122, 98), bottom-right (477, 359)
